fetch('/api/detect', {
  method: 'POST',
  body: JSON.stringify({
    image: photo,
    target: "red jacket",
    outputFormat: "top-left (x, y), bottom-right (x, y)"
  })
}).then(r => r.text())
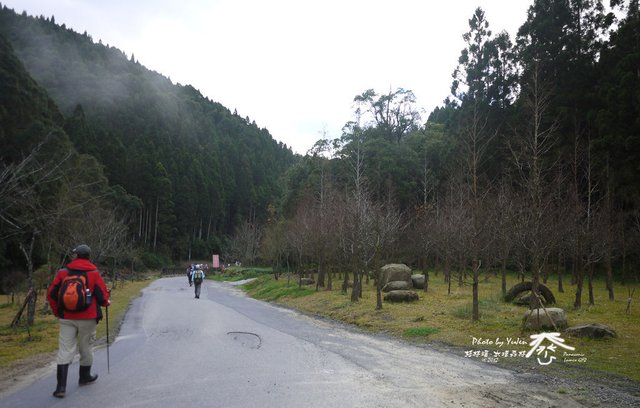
top-left (47, 258), bottom-right (109, 320)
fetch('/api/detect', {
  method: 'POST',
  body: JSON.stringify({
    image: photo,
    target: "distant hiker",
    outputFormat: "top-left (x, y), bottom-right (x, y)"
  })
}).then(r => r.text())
top-left (191, 265), bottom-right (205, 299)
top-left (47, 244), bottom-right (110, 398)
top-left (187, 264), bottom-right (194, 286)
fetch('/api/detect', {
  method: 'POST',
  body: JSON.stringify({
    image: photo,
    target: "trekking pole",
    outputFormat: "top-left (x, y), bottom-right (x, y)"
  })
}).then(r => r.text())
top-left (106, 290), bottom-right (111, 374)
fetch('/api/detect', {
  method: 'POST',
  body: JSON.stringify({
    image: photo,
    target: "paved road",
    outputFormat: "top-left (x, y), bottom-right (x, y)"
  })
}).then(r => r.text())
top-left (1, 278), bottom-right (593, 407)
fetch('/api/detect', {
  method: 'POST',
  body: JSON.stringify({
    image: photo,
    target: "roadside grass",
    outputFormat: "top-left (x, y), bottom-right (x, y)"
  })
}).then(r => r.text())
top-left (403, 326), bottom-right (440, 337)
top-left (210, 266), bottom-right (272, 282)
top-left (242, 270), bottom-right (640, 382)
top-left (0, 277), bottom-right (154, 368)
top-left (244, 275), bottom-right (316, 300)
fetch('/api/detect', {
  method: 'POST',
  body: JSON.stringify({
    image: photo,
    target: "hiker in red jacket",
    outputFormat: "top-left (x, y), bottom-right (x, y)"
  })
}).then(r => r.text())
top-left (47, 244), bottom-right (110, 398)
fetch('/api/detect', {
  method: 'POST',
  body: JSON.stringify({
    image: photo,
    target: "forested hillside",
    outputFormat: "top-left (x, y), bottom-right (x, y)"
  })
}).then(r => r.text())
top-left (0, 5), bottom-right (297, 278)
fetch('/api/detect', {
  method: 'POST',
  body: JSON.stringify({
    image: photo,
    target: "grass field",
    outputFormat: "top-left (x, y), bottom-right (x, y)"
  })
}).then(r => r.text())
top-left (0, 278), bottom-right (153, 368)
top-left (242, 269), bottom-right (640, 382)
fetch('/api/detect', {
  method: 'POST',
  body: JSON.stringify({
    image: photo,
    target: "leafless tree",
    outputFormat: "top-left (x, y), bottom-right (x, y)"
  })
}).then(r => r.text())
top-left (230, 220), bottom-right (263, 265)
top-left (260, 213), bottom-right (291, 280)
top-left (370, 200), bottom-right (406, 309)
top-left (286, 198), bottom-right (314, 287)
top-left (568, 130), bottom-right (609, 308)
top-left (491, 180), bottom-right (517, 295)
top-left (0, 136), bottom-right (74, 325)
top-left (508, 64), bottom-right (560, 310)
top-left (454, 99), bottom-right (496, 320)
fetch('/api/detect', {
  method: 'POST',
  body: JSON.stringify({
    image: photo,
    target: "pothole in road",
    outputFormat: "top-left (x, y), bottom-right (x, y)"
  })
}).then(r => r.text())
top-left (227, 331), bottom-right (262, 349)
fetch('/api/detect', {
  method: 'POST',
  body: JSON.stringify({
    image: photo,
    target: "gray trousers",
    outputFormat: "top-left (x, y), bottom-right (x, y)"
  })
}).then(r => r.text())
top-left (57, 318), bottom-right (97, 365)
top-left (194, 283), bottom-right (202, 297)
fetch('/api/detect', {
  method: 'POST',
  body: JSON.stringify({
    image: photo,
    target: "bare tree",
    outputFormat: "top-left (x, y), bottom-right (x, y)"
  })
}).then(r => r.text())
top-left (569, 130), bottom-right (608, 308)
top-left (261, 213), bottom-right (291, 280)
top-left (287, 198), bottom-right (314, 287)
top-left (491, 180), bottom-right (517, 295)
top-left (456, 100), bottom-right (496, 321)
top-left (371, 201), bottom-right (406, 309)
top-left (230, 220), bottom-right (263, 265)
top-left (509, 65), bottom-right (560, 311)
top-left (0, 137), bottom-right (73, 325)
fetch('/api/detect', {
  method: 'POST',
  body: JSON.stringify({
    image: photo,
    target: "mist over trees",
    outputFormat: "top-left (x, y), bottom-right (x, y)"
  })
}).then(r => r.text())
top-left (0, 3), bottom-right (296, 315)
top-left (2, 0), bottom-right (640, 319)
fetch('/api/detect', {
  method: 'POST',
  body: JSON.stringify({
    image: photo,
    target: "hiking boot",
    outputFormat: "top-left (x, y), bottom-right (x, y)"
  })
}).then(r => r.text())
top-left (53, 364), bottom-right (68, 398)
top-left (78, 365), bottom-right (98, 385)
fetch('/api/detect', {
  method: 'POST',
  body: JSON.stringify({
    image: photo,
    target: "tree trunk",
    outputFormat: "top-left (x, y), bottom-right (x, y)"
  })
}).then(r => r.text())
top-left (574, 259), bottom-right (584, 309)
top-left (501, 258), bottom-right (507, 296)
top-left (529, 257), bottom-right (542, 310)
top-left (621, 235), bottom-right (627, 285)
top-left (372, 262), bottom-right (382, 309)
top-left (351, 268), bottom-right (360, 302)
top-left (558, 265), bottom-right (564, 294)
top-left (316, 261), bottom-right (324, 291)
top-left (605, 246), bottom-right (614, 301)
top-left (444, 254), bottom-right (450, 284)
top-left (153, 197), bottom-right (159, 251)
top-left (588, 264), bottom-right (595, 306)
top-left (458, 254), bottom-right (464, 287)
top-left (19, 235), bottom-right (37, 326)
top-left (472, 260), bottom-right (480, 321)
top-left (423, 270), bottom-right (429, 292)
top-left (342, 270), bottom-right (349, 295)
top-left (376, 288), bottom-right (382, 310)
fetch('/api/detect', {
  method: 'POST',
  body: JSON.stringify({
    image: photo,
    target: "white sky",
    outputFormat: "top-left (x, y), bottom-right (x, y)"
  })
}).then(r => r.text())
top-left (4, 0), bottom-right (532, 154)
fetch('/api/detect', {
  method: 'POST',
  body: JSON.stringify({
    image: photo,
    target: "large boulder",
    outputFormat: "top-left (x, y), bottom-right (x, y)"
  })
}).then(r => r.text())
top-left (384, 290), bottom-right (419, 303)
top-left (505, 282), bottom-right (556, 305)
top-left (411, 274), bottom-right (426, 289)
top-left (523, 308), bottom-right (568, 330)
top-left (300, 277), bottom-right (315, 285)
top-left (513, 291), bottom-right (548, 306)
top-left (565, 323), bottom-right (617, 339)
top-left (381, 264), bottom-right (412, 286)
top-left (382, 280), bottom-right (412, 292)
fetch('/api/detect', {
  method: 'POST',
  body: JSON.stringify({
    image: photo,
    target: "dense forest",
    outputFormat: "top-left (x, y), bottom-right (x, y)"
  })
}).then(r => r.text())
top-left (1, 1), bottom-right (640, 319)
top-left (0, 4), bottom-right (296, 292)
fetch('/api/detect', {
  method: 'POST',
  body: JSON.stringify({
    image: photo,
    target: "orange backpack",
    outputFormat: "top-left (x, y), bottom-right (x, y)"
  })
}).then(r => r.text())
top-left (58, 269), bottom-right (92, 312)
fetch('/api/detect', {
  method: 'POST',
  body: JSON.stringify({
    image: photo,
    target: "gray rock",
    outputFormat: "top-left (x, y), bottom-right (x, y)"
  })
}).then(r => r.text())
top-left (381, 264), bottom-right (412, 286)
top-left (523, 307), bottom-right (568, 330)
top-left (565, 323), bottom-right (617, 339)
top-left (300, 277), bottom-right (315, 285)
top-left (384, 290), bottom-right (419, 302)
top-left (513, 291), bottom-right (547, 306)
top-left (411, 274), bottom-right (425, 289)
top-left (382, 280), bottom-right (412, 292)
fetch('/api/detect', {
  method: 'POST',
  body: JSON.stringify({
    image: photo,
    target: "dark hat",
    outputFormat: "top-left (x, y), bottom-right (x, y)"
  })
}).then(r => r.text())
top-left (72, 244), bottom-right (91, 258)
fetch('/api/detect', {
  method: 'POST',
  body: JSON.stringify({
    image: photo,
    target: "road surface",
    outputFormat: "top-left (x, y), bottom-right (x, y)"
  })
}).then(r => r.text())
top-left (0, 277), bottom-right (623, 407)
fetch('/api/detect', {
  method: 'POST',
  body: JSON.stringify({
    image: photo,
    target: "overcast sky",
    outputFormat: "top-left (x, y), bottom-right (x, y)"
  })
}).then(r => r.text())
top-left (4, 0), bottom-right (532, 154)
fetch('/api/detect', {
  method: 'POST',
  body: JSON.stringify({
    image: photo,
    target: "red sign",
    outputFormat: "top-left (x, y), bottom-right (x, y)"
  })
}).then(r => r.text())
top-left (212, 254), bottom-right (220, 269)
